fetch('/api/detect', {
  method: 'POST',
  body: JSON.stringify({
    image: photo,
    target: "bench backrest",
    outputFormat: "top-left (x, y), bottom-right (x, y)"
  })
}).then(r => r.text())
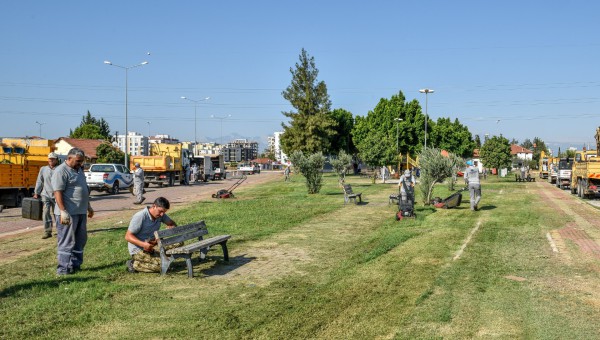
top-left (154, 221), bottom-right (208, 247)
top-left (343, 184), bottom-right (354, 195)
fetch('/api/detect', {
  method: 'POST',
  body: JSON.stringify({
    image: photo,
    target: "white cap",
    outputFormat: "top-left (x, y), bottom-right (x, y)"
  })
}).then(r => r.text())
top-left (48, 152), bottom-right (58, 159)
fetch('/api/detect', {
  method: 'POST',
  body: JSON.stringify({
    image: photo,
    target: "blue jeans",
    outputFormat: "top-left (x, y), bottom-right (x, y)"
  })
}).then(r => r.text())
top-left (55, 213), bottom-right (88, 274)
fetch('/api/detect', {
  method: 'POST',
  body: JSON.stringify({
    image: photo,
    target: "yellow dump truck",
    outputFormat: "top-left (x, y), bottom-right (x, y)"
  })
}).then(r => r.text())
top-left (570, 127), bottom-right (600, 198)
top-left (0, 138), bottom-right (55, 208)
top-left (129, 143), bottom-right (191, 187)
top-left (539, 151), bottom-right (550, 179)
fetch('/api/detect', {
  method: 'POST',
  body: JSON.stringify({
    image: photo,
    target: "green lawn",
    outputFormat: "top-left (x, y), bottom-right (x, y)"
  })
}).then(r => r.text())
top-left (1, 173), bottom-right (600, 339)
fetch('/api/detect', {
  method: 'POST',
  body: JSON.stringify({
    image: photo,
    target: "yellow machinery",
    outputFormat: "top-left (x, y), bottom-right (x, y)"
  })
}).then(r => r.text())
top-left (570, 127), bottom-right (600, 198)
top-left (0, 138), bottom-right (55, 207)
top-left (129, 143), bottom-right (191, 187)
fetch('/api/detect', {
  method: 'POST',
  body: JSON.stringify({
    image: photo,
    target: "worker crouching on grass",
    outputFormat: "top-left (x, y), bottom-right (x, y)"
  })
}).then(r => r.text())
top-left (125, 197), bottom-right (182, 273)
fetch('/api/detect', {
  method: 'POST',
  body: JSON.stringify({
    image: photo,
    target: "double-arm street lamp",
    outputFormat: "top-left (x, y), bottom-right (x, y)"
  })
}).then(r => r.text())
top-left (211, 114), bottom-right (231, 146)
top-left (181, 96), bottom-right (210, 144)
top-left (104, 60), bottom-right (149, 168)
top-left (419, 88), bottom-right (434, 149)
top-left (35, 121), bottom-right (45, 138)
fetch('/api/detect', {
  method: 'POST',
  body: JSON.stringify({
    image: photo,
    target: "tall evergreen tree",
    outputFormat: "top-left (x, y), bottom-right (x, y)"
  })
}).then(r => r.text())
top-left (70, 111), bottom-right (111, 139)
top-left (280, 49), bottom-right (336, 154)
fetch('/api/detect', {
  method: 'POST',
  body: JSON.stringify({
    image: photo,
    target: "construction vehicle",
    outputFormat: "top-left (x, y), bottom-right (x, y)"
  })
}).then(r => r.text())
top-left (548, 156), bottom-right (559, 184)
top-left (192, 154), bottom-right (226, 181)
top-left (570, 128), bottom-right (600, 198)
top-left (130, 143), bottom-right (191, 187)
top-left (539, 151), bottom-right (550, 179)
top-left (555, 157), bottom-right (573, 190)
top-left (0, 138), bottom-right (55, 208)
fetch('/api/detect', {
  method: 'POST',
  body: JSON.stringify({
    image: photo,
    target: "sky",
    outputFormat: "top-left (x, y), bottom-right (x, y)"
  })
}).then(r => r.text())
top-left (1, 1), bottom-right (599, 155)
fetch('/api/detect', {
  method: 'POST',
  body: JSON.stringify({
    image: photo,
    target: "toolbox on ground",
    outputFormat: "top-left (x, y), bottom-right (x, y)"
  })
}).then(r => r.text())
top-left (22, 197), bottom-right (43, 220)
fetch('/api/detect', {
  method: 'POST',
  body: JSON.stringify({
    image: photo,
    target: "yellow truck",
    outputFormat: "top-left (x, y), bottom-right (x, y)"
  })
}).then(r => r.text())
top-left (570, 127), bottom-right (600, 198)
top-left (129, 143), bottom-right (191, 187)
top-left (0, 138), bottom-right (55, 208)
top-left (539, 151), bottom-right (550, 179)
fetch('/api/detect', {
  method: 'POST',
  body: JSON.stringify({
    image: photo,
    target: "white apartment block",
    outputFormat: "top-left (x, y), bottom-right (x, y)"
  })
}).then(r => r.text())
top-left (273, 132), bottom-right (288, 164)
top-left (117, 131), bottom-right (148, 156)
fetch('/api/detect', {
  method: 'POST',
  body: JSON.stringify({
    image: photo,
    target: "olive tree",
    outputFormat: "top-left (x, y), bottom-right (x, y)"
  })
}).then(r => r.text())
top-left (330, 150), bottom-right (352, 186)
top-left (418, 148), bottom-right (461, 205)
top-left (289, 151), bottom-right (326, 194)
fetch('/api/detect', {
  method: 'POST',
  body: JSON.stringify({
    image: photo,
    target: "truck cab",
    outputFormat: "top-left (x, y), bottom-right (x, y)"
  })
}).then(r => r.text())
top-left (556, 158), bottom-right (573, 189)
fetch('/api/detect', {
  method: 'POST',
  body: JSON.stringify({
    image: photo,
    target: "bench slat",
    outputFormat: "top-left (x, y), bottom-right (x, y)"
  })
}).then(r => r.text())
top-left (155, 221), bottom-right (206, 238)
top-left (158, 229), bottom-right (208, 247)
top-left (166, 235), bottom-right (231, 255)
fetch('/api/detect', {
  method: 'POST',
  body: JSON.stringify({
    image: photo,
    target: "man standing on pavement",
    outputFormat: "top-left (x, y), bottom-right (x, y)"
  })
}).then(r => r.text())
top-left (52, 148), bottom-right (94, 275)
top-left (465, 165), bottom-right (482, 211)
top-left (133, 162), bottom-right (145, 205)
top-left (125, 197), bottom-right (178, 273)
top-left (34, 152), bottom-right (59, 239)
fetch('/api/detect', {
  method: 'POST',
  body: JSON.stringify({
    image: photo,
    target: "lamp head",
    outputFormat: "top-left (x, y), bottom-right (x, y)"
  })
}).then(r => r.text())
top-left (181, 96), bottom-right (187, 99)
top-left (104, 61), bottom-right (112, 65)
top-left (141, 61), bottom-right (149, 65)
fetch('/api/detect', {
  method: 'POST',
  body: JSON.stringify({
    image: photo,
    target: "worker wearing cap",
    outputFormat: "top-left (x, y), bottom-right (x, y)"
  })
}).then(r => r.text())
top-left (398, 169), bottom-right (416, 203)
top-left (133, 162), bottom-right (145, 205)
top-left (34, 152), bottom-right (59, 239)
top-left (465, 165), bottom-right (481, 211)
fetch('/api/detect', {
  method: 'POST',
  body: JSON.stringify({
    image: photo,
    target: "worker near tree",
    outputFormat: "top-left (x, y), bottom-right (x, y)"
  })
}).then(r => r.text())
top-left (133, 162), bottom-right (145, 205)
top-left (34, 152), bottom-right (59, 239)
top-left (465, 165), bottom-right (482, 211)
top-left (52, 148), bottom-right (94, 275)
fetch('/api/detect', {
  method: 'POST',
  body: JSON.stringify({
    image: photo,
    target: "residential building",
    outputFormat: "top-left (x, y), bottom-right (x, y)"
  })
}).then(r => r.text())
top-left (54, 137), bottom-right (105, 163)
top-left (194, 142), bottom-right (221, 156)
top-left (116, 132), bottom-right (148, 156)
top-left (273, 132), bottom-right (288, 164)
top-left (222, 139), bottom-right (258, 163)
top-left (148, 134), bottom-right (179, 145)
top-left (511, 144), bottom-right (533, 160)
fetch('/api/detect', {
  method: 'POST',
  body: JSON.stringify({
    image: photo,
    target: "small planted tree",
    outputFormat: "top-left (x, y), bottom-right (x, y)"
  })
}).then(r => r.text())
top-left (418, 148), bottom-right (458, 205)
top-left (289, 151), bottom-right (326, 194)
top-left (447, 153), bottom-right (466, 191)
top-left (330, 150), bottom-right (352, 186)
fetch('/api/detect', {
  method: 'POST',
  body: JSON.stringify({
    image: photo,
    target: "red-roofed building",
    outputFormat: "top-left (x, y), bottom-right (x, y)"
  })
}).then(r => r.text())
top-left (511, 144), bottom-right (533, 160)
top-left (54, 137), bottom-right (106, 163)
top-left (250, 157), bottom-right (274, 170)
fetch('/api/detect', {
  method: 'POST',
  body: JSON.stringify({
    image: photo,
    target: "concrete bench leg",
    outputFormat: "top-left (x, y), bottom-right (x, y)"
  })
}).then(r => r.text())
top-left (185, 256), bottom-right (194, 278)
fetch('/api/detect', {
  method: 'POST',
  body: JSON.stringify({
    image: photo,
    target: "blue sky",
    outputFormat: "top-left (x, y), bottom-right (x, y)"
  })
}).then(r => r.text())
top-left (2, 1), bottom-right (599, 154)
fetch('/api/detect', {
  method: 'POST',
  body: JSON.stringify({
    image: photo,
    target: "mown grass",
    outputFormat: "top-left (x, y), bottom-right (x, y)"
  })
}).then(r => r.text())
top-left (1, 173), bottom-right (600, 339)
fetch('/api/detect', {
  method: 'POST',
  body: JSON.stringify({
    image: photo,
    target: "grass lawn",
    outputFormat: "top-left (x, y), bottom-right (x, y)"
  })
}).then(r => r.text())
top-left (2, 173), bottom-right (600, 339)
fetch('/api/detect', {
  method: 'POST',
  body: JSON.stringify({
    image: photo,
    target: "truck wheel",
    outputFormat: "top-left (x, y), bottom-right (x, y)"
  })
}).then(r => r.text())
top-left (571, 181), bottom-right (577, 195)
top-left (168, 173), bottom-right (175, 187)
top-left (144, 183), bottom-right (149, 188)
top-left (111, 182), bottom-right (120, 195)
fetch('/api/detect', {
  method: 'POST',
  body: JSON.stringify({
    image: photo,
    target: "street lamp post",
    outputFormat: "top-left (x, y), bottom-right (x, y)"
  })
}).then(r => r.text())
top-left (104, 60), bottom-right (149, 168)
top-left (146, 121), bottom-right (151, 137)
top-left (211, 114), bottom-right (232, 146)
top-left (419, 88), bottom-right (434, 149)
top-left (35, 121), bottom-right (45, 138)
top-left (395, 118), bottom-right (403, 154)
top-left (181, 96), bottom-right (210, 145)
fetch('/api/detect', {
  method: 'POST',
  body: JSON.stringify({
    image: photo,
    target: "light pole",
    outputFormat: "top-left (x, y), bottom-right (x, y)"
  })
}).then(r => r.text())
top-left (419, 88), bottom-right (434, 149)
top-left (146, 121), bottom-right (151, 137)
top-left (395, 118), bottom-right (403, 154)
top-left (211, 114), bottom-right (231, 146)
top-left (35, 121), bottom-right (45, 138)
top-left (181, 96), bottom-right (210, 144)
top-left (104, 59), bottom-right (149, 167)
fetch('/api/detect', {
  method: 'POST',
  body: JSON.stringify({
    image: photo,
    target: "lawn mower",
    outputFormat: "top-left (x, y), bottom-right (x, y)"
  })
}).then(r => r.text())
top-left (395, 180), bottom-right (416, 221)
top-left (432, 187), bottom-right (468, 209)
top-left (212, 174), bottom-right (247, 199)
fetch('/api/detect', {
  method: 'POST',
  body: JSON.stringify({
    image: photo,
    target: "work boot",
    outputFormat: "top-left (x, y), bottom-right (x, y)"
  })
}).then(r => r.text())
top-left (42, 232), bottom-right (52, 239)
top-left (140, 197), bottom-right (146, 204)
top-left (133, 201), bottom-right (141, 205)
top-left (126, 260), bottom-right (137, 273)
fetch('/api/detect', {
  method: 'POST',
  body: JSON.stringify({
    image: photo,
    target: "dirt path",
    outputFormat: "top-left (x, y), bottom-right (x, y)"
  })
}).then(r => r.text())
top-left (534, 180), bottom-right (600, 260)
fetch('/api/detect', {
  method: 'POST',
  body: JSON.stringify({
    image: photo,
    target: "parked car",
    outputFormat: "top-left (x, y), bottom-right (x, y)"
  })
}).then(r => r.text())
top-left (86, 163), bottom-right (133, 194)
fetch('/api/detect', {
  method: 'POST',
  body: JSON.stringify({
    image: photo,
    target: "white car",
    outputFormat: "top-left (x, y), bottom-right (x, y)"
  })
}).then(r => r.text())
top-left (86, 163), bottom-right (133, 194)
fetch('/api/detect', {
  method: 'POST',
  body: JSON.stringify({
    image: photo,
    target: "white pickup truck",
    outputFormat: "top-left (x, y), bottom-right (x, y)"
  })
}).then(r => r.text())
top-left (86, 163), bottom-right (133, 194)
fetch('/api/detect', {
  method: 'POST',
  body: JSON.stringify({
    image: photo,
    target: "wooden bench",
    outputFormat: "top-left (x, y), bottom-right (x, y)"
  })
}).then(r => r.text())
top-left (515, 174), bottom-right (536, 182)
top-left (154, 221), bottom-right (231, 278)
top-left (343, 184), bottom-right (362, 204)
